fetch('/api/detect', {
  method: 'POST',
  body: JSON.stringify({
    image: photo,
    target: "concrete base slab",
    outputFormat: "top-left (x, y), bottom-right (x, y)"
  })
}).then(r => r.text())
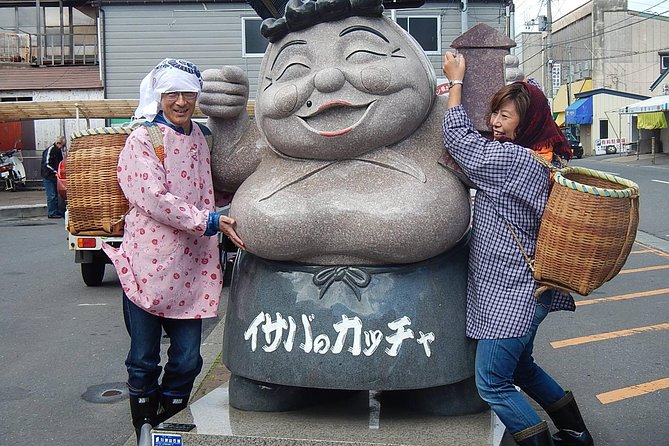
top-left (154, 383), bottom-right (508, 446)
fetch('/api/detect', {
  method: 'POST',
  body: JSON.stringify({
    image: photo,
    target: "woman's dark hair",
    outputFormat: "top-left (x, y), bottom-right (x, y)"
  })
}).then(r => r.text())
top-left (486, 82), bottom-right (530, 133)
top-left (487, 81), bottom-right (572, 160)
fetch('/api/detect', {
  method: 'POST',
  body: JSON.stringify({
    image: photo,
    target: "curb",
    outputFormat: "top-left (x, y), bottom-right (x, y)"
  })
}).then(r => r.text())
top-left (636, 230), bottom-right (669, 255)
top-left (0, 204), bottom-right (47, 220)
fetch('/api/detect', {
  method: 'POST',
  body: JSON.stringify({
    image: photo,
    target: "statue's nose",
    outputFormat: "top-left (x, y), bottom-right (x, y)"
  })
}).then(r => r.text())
top-left (313, 67), bottom-right (345, 93)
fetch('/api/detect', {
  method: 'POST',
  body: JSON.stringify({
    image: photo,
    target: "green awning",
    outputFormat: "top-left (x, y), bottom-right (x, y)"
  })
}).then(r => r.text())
top-left (637, 111), bottom-right (668, 129)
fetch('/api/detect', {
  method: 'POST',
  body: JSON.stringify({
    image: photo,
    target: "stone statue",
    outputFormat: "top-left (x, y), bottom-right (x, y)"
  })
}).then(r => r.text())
top-left (199, 0), bottom-right (514, 414)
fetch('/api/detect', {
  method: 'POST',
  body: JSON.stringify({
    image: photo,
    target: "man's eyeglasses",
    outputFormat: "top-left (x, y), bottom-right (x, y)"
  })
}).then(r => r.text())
top-left (163, 91), bottom-right (198, 101)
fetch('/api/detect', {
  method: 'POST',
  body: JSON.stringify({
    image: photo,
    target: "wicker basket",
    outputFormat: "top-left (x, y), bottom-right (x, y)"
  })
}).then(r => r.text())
top-left (534, 166), bottom-right (640, 296)
top-left (66, 127), bottom-right (134, 236)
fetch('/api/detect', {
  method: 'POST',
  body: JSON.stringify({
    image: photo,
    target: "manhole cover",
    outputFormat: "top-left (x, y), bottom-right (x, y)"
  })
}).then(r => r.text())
top-left (82, 382), bottom-right (128, 404)
top-left (102, 389), bottom-right (123, 397)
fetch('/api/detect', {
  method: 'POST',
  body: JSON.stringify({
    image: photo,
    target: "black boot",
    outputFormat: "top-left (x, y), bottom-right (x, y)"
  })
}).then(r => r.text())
top-left (512, 421), bottom-right (555, 446)
top-left (128, 388), bottom-right (159, 446)
top-left (156, 390), bottom-right (190, 424)
top-left (545, 391), bottom-right (594, 446)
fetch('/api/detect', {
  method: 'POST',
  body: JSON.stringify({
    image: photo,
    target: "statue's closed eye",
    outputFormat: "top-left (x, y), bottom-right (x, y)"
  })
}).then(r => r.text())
top-left (276, 63), bottom-right (311, 82)
top-left (346, 50), bottom-right (387, 63)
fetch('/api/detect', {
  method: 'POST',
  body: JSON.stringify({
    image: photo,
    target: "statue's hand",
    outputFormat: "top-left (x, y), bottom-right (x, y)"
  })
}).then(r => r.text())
top-left (504, 55), bottom-right (525, 84)
top-left (200, 66), bottom-right (249, 119)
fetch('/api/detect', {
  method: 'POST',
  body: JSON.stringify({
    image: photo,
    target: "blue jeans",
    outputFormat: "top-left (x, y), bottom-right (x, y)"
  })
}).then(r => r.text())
top-left (475, 291), bottom-right (566, 434)
top-left (43, 178), bottom-right (61, 217)
top-left (123, 294), bottom-right (203, 397)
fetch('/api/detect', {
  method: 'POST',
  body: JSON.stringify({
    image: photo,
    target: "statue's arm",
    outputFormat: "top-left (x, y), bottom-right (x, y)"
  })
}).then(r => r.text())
top-left (200, 66), bottom-right (266, 194)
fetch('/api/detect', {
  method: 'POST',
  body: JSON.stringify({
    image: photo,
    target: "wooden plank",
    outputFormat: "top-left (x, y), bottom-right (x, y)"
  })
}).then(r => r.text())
top-left (0, 100), bottom-right (255, 122)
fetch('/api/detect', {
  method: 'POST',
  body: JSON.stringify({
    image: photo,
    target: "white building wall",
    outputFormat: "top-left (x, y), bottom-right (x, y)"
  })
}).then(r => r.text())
top-left (31, 89), bottom-right (105, 151)
top-left (548, 0), bottom-right (669, 96)
top-left (591, 93), bottom-right (643, 154)
top-left (515, 32), bottom-right (542, 83)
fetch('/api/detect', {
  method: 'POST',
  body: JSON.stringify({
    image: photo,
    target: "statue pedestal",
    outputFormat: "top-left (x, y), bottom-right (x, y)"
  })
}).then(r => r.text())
top-left (155, 383), bottom-right (513, 446)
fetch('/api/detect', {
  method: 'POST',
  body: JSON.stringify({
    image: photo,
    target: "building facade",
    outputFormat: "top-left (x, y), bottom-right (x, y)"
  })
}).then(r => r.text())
top-left (551, 0), bottom-right (669, 96)
top-left (0, 0), bottom-right (513, 167)
top-left (566, 88), bottom-right (648, 156)
top-left (99, 0), bottom-right (512, 99)
top-left (516, 0), bottom-right (669, 155)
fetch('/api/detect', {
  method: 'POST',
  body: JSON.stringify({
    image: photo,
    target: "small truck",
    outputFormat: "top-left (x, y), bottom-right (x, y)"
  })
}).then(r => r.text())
top-left (67, 229), bottom-right (121, 286)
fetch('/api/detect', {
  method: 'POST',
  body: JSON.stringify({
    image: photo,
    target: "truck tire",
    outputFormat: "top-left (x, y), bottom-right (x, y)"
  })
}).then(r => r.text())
top-left (82, 262), bottom-right (105, 287)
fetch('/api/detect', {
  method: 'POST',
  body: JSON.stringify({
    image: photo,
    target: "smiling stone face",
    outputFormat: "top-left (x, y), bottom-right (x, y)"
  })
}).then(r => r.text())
top-left (256, 15), bottom-right (436, 160)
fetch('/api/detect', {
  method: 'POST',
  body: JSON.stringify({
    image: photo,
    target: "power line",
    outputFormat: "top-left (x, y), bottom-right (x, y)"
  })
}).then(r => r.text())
top-left (515, 0), bottom-right (669, 62)
top-left (520, 6), bottom-right (669, 66)
top-left (552, 2), bottom-right (669, 48)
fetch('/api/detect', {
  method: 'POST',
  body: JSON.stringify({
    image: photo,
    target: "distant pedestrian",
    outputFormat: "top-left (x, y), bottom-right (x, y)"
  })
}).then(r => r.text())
top-left (40, 136), bottom-right (65, 218)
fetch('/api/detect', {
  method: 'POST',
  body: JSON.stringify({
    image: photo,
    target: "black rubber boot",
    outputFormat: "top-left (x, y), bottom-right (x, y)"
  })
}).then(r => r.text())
top-left (512, 420), bottom-right (555, 446)
top-left (128, 389), bottom-right (159, 446)
top-left (545, 391), bottom-right (594, 446)
top-left (156, 390), bottom-right (190, 425)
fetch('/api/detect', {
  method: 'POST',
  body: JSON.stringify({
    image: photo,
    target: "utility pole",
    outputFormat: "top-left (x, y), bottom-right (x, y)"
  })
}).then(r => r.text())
top-left (544, 0), bottom-right (553, 99)
top-left (36, 0), bottom-right (42, 65)
top-left (567, 46), bottom-right (572, 107)
top-left (567, 46), bottom-right (573, 135)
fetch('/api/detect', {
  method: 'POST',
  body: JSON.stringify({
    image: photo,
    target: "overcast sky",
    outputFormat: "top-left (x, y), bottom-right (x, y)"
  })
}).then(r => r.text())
top-left (514, 0), bottom-right (588, 34)
top-left (513, 0), bottom-right (669, 35)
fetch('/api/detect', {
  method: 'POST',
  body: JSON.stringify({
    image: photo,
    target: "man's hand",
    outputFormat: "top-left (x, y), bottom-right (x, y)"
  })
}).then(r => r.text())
top-left (199, 66), bottom-right (250, 119)
top-left (219, 215), bottom-right (245, 250)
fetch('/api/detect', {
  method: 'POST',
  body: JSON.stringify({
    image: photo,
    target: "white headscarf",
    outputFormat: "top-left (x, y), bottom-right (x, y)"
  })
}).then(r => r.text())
top-left (133, 58), bottom-right (203, 122)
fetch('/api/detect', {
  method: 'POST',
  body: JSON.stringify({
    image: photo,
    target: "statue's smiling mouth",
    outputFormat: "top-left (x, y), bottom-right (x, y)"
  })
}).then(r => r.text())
top-left (298, 101), bottom-right (374, 137)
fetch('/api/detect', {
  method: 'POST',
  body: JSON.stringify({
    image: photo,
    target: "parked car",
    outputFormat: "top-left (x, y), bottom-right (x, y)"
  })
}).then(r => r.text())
top-left (562, 130), bottom-right (583, 159)
top-left (56, 159), bottom-right (67, 201)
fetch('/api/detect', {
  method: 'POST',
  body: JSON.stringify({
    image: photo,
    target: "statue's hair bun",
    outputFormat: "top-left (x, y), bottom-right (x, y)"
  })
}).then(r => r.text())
top-left (261, 0), bottom-right (384, 43)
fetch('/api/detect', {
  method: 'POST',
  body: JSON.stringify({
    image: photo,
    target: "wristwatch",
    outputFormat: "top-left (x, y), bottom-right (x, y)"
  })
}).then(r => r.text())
top-left (449, 79), bottom-right (464, 88)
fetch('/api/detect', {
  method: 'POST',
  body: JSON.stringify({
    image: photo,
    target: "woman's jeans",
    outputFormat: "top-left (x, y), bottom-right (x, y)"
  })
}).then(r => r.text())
top-left (475, 291), bottom-right (566, 434)
top-left (123, 294), bottom-right (203, 397)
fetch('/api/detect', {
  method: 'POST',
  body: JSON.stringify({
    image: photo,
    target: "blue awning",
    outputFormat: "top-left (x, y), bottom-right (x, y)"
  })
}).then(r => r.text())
top-left (565, 97), bottom-right (593, 124)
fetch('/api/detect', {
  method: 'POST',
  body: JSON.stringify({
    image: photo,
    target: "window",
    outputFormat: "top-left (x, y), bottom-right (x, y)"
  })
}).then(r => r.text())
top-left (599, 119), bottom-right (609, 139)
top-left (9, 5), bottom-right (97, 65)
top-left (396, 16), bottom-right (440, 54)
top-left (1, 97), bottom-right (32, 102)
top-left (661, 55), bottom-right (669, 71)
top-left (242, 17), bottom-right (268, 57)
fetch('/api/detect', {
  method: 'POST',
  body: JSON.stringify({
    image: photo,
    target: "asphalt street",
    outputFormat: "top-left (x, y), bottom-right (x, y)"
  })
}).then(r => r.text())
top-left (0, 152), bottom-right (667, 445)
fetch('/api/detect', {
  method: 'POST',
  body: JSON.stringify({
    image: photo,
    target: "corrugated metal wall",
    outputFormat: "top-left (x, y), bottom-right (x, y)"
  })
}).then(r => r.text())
top-left (102, 3), bottom-right (263, 99)
top-left (101, 2), bottom-right (509, 100)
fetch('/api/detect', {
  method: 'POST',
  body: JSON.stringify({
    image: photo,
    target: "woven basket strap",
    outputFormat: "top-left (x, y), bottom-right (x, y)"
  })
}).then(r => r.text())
top-left (479, 193), bottom-right (535, 272)
top-left (503, 220), bottom-right (535, 272)
top-left (488, 151), bottom-right (566, 273)
top-left (528, 150), bottom-right (568, 173)
top-left (479, 192), bottom-right (550, 299)
top-left (112, 122), bottom-right (165, 228)
top-left (195, 122), bottom-right (213, 151)
top-left (142, 122), bottom-right (165, 164)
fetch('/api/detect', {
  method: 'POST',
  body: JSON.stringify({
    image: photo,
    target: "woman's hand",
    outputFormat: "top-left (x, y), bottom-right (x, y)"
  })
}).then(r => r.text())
top-left (442, 51), bottom-right (465, 81)
top-left (219, 215), bottom-right (245, 250)
top-left (442, 52), bottom-right (466, 109)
